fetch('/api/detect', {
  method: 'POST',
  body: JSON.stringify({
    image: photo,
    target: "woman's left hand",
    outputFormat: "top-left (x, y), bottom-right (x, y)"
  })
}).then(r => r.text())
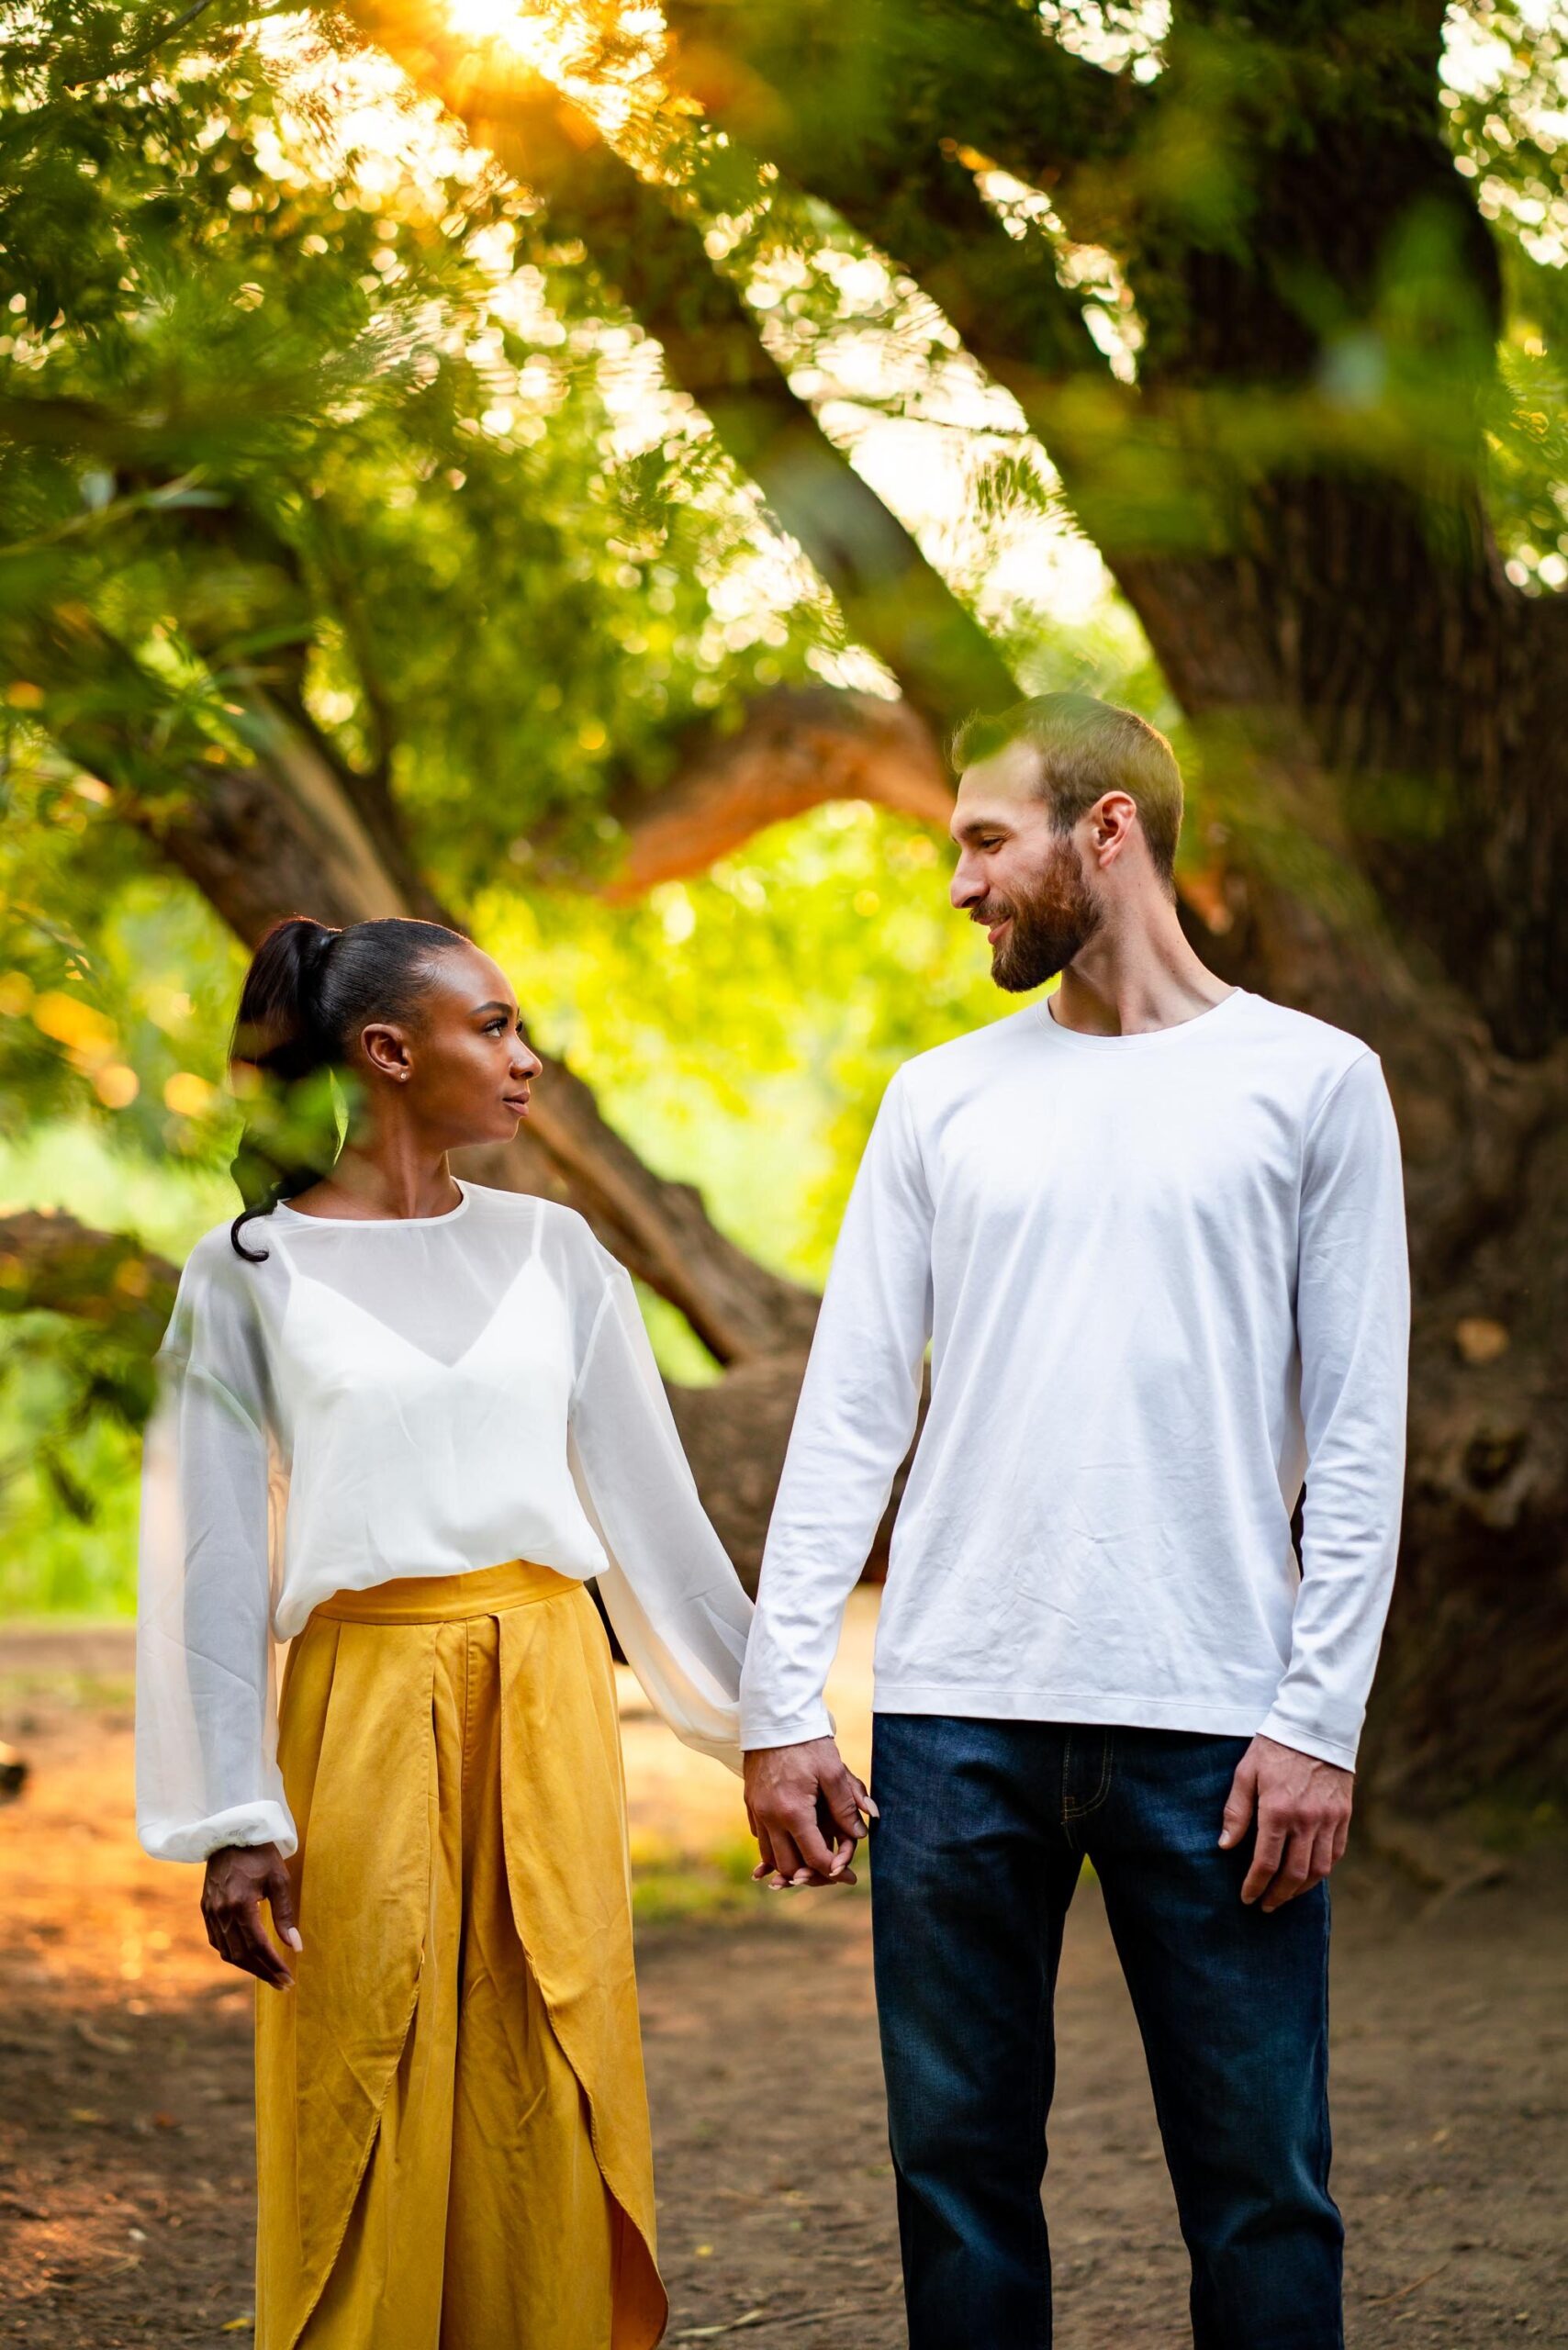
top-left (201, 1842), bottom-right (302, 1989)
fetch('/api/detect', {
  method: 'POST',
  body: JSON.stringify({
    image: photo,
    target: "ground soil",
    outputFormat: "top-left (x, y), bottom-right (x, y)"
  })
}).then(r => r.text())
top-left (2, 1626), bottom-right (1565, 2348)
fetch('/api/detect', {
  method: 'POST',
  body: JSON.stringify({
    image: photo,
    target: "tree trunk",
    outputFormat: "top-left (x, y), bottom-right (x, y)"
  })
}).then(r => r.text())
top-left (1186, 858), bottom-right (1568, 1803)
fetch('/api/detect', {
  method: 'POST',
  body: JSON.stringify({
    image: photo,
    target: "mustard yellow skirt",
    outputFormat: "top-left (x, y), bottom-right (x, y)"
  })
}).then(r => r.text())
top-left (254, 1561), bottom-right (666, 2350)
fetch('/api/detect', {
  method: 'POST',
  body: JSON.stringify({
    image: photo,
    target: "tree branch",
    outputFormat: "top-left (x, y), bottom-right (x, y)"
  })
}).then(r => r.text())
top-left (0, 1212), bottom-right (177, 1349)
top-left (342, 7), bottom-right (1018, 737)
top-left (61, 0), bottom-right (227, 89)
top-left (664, 0), bottom-right (1147, 216)
top-left (586, 686), bottom-right (951, 899)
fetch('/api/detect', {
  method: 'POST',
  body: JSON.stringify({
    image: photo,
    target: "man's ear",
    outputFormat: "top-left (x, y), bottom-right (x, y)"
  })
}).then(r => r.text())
top-left (1091, 790), bottom-right (1138, 863)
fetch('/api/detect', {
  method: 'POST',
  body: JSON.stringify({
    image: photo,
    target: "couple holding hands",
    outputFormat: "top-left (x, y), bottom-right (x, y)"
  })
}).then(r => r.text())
top-left (136, 693), bottom-right (1408, 2350)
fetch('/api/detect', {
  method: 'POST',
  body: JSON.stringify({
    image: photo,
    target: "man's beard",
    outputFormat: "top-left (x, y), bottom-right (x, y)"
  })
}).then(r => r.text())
top-left (982, 842), bottom-right (1102, 992)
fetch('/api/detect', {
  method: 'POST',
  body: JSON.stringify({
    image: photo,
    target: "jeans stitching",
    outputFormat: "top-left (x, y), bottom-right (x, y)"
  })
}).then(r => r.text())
top-left (1058, 1732), bottom-right (1081, 1850)
top-left (1060, 1729), bottom-right (1113, 1829)
top-left (1072, 1729), bottom-right (1114, 1823)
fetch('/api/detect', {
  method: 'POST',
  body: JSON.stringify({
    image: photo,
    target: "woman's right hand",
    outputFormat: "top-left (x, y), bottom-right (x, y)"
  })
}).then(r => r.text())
top-left (201, 1842), bottom-right (302, 1990)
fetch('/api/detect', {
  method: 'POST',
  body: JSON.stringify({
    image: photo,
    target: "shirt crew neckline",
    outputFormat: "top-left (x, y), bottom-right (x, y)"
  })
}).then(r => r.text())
top-left (1033, 985), bottom-right (1249, 1053)
top-left (274, 1177), bottom-right (473, 1228)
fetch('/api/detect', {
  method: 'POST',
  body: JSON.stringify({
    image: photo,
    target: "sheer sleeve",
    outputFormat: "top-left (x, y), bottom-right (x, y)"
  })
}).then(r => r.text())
top-left (566, 1250), bottom-right (752, 1774)
top-left (135, 1238), bottom-right (294, 1863)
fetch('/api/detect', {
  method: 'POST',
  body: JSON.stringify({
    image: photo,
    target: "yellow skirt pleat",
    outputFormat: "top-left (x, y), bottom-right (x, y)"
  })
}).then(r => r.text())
top-left (254, 1562), bottom-right (666, 2350)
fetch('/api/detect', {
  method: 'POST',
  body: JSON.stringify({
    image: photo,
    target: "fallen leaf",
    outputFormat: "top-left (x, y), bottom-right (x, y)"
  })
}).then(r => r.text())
top-left (74, 2019), bottom-right (133, 2056)
top-left (1454, 1315), bottom-right (1508, 1365)
top-left (220, 2317), bottom-right (254, 2333)
top-left (69, 2109), bottom-right (107, 2125)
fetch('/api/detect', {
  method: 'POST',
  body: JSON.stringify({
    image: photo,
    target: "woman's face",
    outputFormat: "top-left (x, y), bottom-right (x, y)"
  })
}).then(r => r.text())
top-left (354, 944), bottom-right (543, 1147)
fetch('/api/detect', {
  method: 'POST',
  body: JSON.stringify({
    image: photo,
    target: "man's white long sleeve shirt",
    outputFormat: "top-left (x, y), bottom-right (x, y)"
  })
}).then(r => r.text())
top-left (740, 987), bottom-right (1410, 1773)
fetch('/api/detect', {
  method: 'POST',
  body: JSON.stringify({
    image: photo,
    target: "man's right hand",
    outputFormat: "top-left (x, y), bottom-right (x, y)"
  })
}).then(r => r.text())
top-left (744, 1737), bottom-right (878, 1889)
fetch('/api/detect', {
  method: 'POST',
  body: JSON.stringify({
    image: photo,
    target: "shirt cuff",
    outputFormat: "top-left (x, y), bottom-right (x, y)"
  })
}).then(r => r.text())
top-left (739, 1700), bottom-right (836, 1752)
top-left (671, 1727), bottom-right (746, 1779)
top-left (1256, 1707), bottom-right (1361, 1774)
top-left (137, 1799), bottom-right (297, 1865)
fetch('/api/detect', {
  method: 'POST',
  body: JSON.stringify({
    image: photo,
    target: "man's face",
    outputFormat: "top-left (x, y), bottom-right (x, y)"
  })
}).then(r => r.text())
top-left (949, 739), bottom-right (1102, 991)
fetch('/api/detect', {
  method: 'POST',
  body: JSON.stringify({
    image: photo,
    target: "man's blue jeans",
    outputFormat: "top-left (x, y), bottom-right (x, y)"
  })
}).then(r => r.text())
top-left (868, 1715), bottom-right (1343, 2350)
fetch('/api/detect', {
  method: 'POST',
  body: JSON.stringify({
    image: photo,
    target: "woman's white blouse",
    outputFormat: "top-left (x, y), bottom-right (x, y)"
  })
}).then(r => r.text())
top-left (134, 1181), bottom-right (752, 1862)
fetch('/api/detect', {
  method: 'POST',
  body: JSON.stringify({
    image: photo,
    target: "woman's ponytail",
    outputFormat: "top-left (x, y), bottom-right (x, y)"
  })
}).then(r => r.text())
top-left (228, 916), bottom-right (345, 1261)
top-left (225, 912), bottom-right (469, 1261)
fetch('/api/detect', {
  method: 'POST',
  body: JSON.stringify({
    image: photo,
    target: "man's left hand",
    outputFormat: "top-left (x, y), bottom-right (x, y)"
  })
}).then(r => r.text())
top-left (1219, 1735), bottom-right (1352, 1912)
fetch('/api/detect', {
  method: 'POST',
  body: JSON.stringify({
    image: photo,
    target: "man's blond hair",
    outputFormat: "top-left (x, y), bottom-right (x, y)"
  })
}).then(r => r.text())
top-left (953, 693), bottom-right (1184, 888)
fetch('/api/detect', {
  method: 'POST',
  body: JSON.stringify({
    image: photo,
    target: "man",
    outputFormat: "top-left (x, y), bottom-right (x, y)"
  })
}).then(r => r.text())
top-left (741, 694), bottom-right (1409, 2350)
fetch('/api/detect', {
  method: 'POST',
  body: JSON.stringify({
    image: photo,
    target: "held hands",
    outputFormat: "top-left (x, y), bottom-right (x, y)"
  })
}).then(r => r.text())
top-left (1219, 1734), bottom-right (1353, 1912)
top-left (745, 1737), bottom-right (878, 1889)
top-left (201, 1842), bottom-right (303, 1990)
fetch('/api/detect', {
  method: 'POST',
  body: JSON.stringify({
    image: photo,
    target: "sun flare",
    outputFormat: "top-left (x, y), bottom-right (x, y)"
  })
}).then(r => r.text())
top-left (444, 0), bottom-right (528, 42)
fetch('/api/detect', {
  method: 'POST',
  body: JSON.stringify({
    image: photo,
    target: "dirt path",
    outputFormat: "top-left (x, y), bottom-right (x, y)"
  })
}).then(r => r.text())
top-left (644, 1872), bottom-right (1568, 2347)
top-left (3, 1628), bottom-right (1565, 2347)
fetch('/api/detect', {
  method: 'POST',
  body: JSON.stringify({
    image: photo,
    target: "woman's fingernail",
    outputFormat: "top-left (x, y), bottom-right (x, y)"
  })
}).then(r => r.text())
top-left (284, 1929), bottom-right (304, 1952)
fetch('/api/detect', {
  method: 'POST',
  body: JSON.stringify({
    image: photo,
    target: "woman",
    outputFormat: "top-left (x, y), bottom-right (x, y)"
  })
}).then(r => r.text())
top-left (134, 912), bottom-right (754, 2350)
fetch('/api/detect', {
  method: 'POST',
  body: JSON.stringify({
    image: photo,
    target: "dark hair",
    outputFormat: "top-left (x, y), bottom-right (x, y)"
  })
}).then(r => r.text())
top-left (951, 692), bottom-right (1184, 889)
top-left (227, 913), bottom-right (469, 1261)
